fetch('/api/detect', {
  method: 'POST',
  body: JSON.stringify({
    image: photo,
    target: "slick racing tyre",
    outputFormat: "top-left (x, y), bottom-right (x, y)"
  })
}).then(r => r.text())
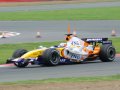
top-left (99, 44), bottom-right (116, 62)
top-left (12, 49), bottom-right (28, 58)
top-left (6, 49), bottom-right (28, 63)
top-left (42, 48), bottom-right (60, 66)
top-left (14, 59), bottom-right (29, 68)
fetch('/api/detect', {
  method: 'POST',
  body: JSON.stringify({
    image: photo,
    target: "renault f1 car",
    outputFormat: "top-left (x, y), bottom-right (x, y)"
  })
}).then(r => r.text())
top-left (6, 34), bottom-right (116, 68)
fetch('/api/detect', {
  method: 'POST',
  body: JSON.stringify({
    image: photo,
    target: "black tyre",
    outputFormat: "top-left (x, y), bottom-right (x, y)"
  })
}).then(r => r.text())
top-left (42, 48), bottom-right (60, 66)
top-left (6, 49), bottom-right (28, 63)
top-left (12, 49), bottom-right (28, 58)
top-left (14, 59), bottom-right (29, 68)
top-left (99, 44), bottom-right (116, 62)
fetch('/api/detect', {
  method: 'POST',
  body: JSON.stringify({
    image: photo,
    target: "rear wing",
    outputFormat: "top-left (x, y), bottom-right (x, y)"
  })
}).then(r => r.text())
top-left (81, 38), bottom-right (112, 44)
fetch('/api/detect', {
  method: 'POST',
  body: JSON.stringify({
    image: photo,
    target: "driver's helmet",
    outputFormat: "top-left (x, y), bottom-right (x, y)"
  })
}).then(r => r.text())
top-left (65, 34), bottom-right (73, 41)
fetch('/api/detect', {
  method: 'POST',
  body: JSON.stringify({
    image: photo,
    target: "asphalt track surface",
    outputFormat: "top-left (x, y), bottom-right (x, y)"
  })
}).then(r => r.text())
top-left (0, 2), bottom-right (120, 83)
top-left (0, 57), bottom-right (120, 82)
top-left (0, 20), bottom-right (120, 44)
top-left (0, 1), bottom-right (120, 44)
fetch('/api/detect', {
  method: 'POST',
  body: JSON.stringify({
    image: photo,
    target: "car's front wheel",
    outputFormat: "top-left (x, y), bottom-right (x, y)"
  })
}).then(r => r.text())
top-left (42, 48), bottom-right (60, 66)
top-left (6, 49), bottom-right (28, 63)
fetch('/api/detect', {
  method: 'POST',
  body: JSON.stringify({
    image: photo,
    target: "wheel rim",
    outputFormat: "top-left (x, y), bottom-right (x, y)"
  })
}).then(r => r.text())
top-left (50, 51), bottom-right (59, 64)
top-left (108, 47), bottom-right (115, 60)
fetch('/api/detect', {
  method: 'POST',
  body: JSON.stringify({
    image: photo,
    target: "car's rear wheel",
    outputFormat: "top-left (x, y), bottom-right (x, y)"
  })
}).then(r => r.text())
top-left (42, 48), bottom-right (60, 66)
top-left (99, 44), bottom-right (116, 62)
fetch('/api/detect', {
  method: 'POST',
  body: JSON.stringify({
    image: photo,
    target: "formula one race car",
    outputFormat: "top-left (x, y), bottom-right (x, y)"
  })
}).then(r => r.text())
top-left (6, 34), bottom-right (116, 68)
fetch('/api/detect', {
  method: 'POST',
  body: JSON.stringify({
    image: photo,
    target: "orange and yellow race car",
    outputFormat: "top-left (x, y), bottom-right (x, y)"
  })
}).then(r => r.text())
top-left (6, 34), bottom-right (116, 68)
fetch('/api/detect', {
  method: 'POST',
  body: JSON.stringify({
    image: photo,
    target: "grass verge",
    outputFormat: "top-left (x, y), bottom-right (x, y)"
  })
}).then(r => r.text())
top-left (0, 41), bottom-right (62, 64)
top-left (0, 37), bottom-right (119, 64)
top-left (0, 74), bottom-right (120, 85)
top-left (0, 6), bottom-right (120, 20)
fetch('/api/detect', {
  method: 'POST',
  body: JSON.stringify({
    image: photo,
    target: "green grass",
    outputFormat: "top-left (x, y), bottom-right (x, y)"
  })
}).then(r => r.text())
top-left (111, 37), bottom-right (120, 53)
top-left (0, 6), bottom-right (120, 20)
top-left (0, 41), bottom-right (62, 64)
top-left (1, 74), bottom-right (120, 85)
top-left (0, 37), bottom-right (119, 64)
